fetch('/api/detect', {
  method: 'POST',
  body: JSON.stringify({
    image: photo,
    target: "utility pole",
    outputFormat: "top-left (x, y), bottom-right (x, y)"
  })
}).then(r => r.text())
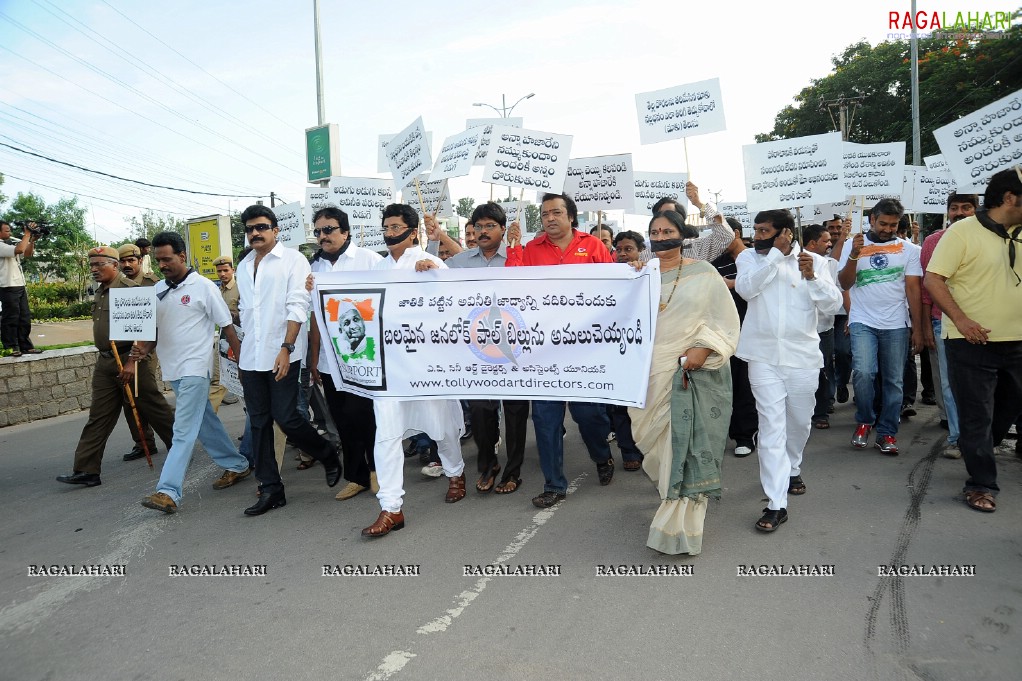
top-left (910, 0), bottom-right (921, 166)
top-left (312, 0), bottom-right (328, 188)
top-left (819, 96), bottom-right (864, 141)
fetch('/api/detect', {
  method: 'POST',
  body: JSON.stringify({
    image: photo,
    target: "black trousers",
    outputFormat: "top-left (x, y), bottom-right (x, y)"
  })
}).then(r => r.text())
top-left (609, 405), bottom-right (642, 461)
top-left (728, 354), bottom-right (758, 443)
top-left (469, 399), bottom-right (529, 484)
top-left (321, 373), bottom-right (376, 487)
top-left (0, 286), bottom-right (34, 351)
top-left (241, 362), bottom-right (336, 495)
top-left (946, 339), bottom-right (1022, 495)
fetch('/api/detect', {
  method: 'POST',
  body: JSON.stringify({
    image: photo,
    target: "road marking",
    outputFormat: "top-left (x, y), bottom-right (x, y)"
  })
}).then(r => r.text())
top-left (364, 651), bottom-right (417, 681)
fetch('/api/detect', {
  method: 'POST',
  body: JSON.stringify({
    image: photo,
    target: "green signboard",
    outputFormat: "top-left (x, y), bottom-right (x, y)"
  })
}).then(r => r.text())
top-left (306, 124), bottom-right (339, 183)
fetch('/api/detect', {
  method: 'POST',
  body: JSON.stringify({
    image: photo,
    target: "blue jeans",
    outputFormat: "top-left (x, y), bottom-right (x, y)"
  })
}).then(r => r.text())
top-left (531, 400), bottom-right (612, 494)
top-left (932, 318), bottom-right (959, 444)
top-left (157, 376), bottom-right (248, 503)
top-left (850, 323), bottom-right (909, 437)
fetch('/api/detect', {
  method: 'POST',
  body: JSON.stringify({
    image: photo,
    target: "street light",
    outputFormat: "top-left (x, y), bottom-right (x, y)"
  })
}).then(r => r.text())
top-left (472, 92), bottom-right (535, 118)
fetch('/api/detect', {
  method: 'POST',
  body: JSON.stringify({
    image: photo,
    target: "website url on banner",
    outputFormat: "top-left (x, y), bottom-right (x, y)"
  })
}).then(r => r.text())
top-left (408, 378), bottom-right (614, 391)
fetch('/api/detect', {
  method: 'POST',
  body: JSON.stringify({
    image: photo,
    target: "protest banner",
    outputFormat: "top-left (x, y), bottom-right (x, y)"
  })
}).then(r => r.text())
top-left (218, 325), bottom-right (243, 396)
top-left (630, 171), bottom-right (688, 216)
top-left (933, 88), bottom-right (1022, 191)
top-left (843, 142), bottom-right (905, 197)
top-left (466, 117), bottom-right (523, 165)
top-left (430, 128), bottom-right (483, 182)
top-left (305, 185), bottom-right (337, 225)
top-left (914, 169), bottom-right (957, 214)
top-left (563, 154), bottom-right (635, 212)
top-left (327, 176), bottom-right (394, 251)
top-left (310, 262), bottom-right (660, 406)
top-left (401, 175), bottom-right (453, 220)
top-left (384, 117), bottom-right (433, 190)
top-left (109, 288), bottom-right (157, 341)
top-left (378, 131), bottom-right (434, 174)
top-left (742, 132), bottom-right (845, 212)
top-left (717, 202), bottom-right (751, 233)
top-left (481, 126), bottom-right (573, 193)
top-left (635, 78), bottom-right (727, 145)
top-left (272, 201), bottom-right (306, 249)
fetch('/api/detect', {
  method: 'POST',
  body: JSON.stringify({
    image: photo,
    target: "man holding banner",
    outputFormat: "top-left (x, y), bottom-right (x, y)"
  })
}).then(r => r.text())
top-left (506, 192), bottom-right (616, 508)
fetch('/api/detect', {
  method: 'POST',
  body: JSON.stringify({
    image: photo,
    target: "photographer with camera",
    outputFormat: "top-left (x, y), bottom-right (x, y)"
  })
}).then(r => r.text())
top-left (0, 220), bottom-right (42, 357)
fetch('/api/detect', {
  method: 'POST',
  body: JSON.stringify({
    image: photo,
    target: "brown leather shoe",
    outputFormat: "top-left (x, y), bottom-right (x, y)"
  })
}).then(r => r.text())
top-left (445, 474), bottom-right (466, 503)
top-left (141, 492), bottom-right (177, 514)
top-left (212, 467), bottom-right (252, 490)
top-left (361, 510), bottom-right (405, 537)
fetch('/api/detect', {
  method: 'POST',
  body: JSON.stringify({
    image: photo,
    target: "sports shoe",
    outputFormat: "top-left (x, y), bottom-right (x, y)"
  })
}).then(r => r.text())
top-left (421, 462), bottom-right (443, 478)
top-left (851, 424), bottom-right (872, 449)
top-left (335, 482), bottom-right (367, 500)
top-left (141, 492), bottom-right (177, 513)
top-left (875, 435), bottom-right (899, 456)
top-left (943, 443), bottom-right (961, 459)
top-left (212, 467), bottom-right (252, 490)
top-left (734, 443), bottom-right (754, 457)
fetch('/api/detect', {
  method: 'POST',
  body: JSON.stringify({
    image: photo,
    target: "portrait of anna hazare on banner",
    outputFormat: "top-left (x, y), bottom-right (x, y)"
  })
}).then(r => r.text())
top-left (322, 291), bottom-right (386, 390)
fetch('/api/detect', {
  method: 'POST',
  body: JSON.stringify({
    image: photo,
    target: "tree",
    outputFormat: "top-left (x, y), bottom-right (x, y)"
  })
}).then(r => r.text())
top-left (524, 203), bottom-right (540, 232)
top-left (123, 210), bottom-right (188, 242)
top-left (455, 197), bottom-right (475, 218)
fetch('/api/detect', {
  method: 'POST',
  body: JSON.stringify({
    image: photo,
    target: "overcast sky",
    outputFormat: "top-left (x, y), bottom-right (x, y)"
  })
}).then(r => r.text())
top-left (0, 0), bottom-right (979, 241)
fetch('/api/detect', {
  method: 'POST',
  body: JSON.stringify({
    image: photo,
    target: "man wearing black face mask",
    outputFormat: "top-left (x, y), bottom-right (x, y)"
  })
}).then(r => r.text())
top-left (837, 198), bottom-right (924, 456)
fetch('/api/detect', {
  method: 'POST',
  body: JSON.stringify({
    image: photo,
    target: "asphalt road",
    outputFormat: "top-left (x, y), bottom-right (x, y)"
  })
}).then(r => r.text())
top-left (1, 395), bottom-right (1019, 681)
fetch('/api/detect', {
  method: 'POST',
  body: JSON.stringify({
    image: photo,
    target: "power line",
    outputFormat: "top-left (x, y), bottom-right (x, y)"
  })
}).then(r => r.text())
top-left (0, 141), bottom-right (264, 197)
top-left (1, 172), bottom-right (205, 216)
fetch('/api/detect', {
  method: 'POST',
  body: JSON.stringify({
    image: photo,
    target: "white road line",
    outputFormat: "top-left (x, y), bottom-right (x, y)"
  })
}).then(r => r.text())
top-left (362, 472), bottom-right (585, 680)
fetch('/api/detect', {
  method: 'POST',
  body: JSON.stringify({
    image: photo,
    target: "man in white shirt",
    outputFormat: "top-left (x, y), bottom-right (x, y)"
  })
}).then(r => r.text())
top-left (307, 207), bottom-right (383, 501)
top-left (130, 232), bottom-right (251, 513)
top-left (236, 205), bottom-right (341, 516)
top-left (0, 220), bottom-right (40, 356)
top-left (837, 199), bottom-right (924, 456)
top-left (736, 209), bottom-right (843, 533)
top-left (361, 204), bottom-right (466, 538)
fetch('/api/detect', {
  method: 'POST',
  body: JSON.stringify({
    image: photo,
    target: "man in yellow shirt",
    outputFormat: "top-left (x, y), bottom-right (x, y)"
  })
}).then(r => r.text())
top-left (925, 168), bottom-right (1022, 514)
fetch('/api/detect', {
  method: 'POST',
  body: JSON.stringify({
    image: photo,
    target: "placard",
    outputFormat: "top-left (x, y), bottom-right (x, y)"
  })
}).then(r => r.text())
top-left (384, 117), bottom-right (432, 188)
top-left (563, 154), bottom-right (635, 212)
top-left (933, 88), bottom-right (1022, 191)
top-left (401, 175), bottom-right (453, 220)
top-left (717, 202), bottom-right (751, 233)
top-left (327, 177), bottom-right (394, 252)
top-left (272, 201), bottom-right (306, 249)
top-left (498, 201), bottom-right (532, 229)
top-left (843, 142), bottom-right (906, 197)
top-left (109, 287), bottom-right (157, 341)
top-left (635, 78), bottom-right (727, 145)
top-left (914, 169), bottom-right (957, 214)
top-left (923, 153), bottom-right (951, 175)
top-left (378, 131), bottom-right (434, 174)
top-left (305, 185), bottom-right (337, 225)
top-left (630, 171), bottom-right (688, 216)
top-left (466, 117), bottom-right (523, 166)
top-left (430, 128), bottom-right (483, 182)
top-left (901, 166), bottom-right (923, 212)
top-left (481, 126), bottom-right (573, 193)
top-left (218, 326), bottom-right (243, 396)
top-left (742, 132), bottom-right (845, 212)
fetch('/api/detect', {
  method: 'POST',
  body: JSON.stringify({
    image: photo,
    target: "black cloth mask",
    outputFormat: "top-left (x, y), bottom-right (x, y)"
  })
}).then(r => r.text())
top-left (383, 227), bottom-right (416, 246)
top-left (649, 238), bottom-right (685, 252)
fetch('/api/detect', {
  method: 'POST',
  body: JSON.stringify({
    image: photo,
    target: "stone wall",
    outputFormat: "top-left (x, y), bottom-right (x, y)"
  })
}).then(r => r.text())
top-left (0, 347), bottom-right (97, 427)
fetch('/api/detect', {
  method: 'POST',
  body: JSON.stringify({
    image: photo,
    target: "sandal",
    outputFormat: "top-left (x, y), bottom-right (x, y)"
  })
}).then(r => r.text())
top-left (755, 507), bottom-right (788, 532)
top-left (296, 459), bottom-right (316, 470)
top-left (476, 465), bottom-right (501, 493)
top-left (788, 475), bottom-right (807, 495)
top-left (813, 420), bottom-right (830, 430)
top-left (964, 490), bottom-right (996, 513)
top-left (494, 478), bottom-right (521, 494)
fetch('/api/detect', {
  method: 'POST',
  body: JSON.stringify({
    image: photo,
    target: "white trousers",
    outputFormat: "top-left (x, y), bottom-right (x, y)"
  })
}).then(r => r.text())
top-left (747, 362), bottom-right (818, 511)
top-left (374, 434), bottom-right (465, 513)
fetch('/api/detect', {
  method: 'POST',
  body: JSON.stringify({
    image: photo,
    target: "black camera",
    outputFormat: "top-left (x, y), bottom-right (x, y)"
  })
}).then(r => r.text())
top-left (13, 221), bottom-right (51, 238)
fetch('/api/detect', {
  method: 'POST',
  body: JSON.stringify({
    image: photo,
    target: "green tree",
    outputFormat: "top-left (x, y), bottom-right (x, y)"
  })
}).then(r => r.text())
top-left (524, 203), bottom-right (540, 232)
top-left (123, 210), bottom-right (188, 242)
top-left (455, 197), bottom-right (475, 218)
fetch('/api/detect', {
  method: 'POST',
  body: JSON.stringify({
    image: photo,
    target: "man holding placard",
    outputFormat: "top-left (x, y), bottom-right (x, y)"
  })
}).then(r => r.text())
top-left (653, 183), bottom-right (733, 262)
top-left (505, 192), bottom-right (616, 508)
top-left (56, 247), bottom-right (175, 489)
top-left (132, 232), bottom-right (251, 514)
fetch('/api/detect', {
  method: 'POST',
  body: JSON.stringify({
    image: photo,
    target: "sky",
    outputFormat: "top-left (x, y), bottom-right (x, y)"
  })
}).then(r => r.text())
top-left (0, 0), bottom-right (990, 242)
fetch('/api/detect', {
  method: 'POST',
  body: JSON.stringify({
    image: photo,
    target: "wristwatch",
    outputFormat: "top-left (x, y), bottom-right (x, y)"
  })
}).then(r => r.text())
top-left (280, 342), bottom-right (295, 353)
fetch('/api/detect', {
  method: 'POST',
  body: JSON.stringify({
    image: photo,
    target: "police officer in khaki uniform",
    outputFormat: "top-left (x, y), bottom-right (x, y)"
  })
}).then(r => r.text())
top-left (118, 243), bottom-right (163, 460)
top-left (55, 247), bottom-right (175, 487)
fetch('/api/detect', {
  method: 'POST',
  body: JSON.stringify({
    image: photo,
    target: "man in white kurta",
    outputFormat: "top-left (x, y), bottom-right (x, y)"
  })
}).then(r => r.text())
top-left (736, 210), bottom-right (843, 532)
top-left (362, 204), bottom-right (466, 538)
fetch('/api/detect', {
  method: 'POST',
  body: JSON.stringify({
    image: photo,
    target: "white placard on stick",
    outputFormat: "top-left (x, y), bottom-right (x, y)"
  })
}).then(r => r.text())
top-left (430, 128), bottom-right (483, 182)
top-left (635, 78), bottom-right (727, 145)
top-left (923, 153), bottom-right (951, 174)
top-left (498, 201), bottom-right (532, 229)
top-left (466, 117), bottom-right (523, 166)
top-left (742, 132), bottom-right (845, 212)
top-left (401, 175), bottom-right (453, 220)
top-left (900, 166), bottom-right (923, 212)
top-left (305, 185), bottom-right (338, 225)
top-left (378, 131), bottom-right (433, 174)
top-left (563, 153), bottom-right (635, 212)
top-left (384, 117), bottom-right (432, 188)
top-left (934, 88), bottom-right (1022, 191)
top-left (630, 171), bottom-right (688, 216)
top-left (843, 142), bottom-right (906, 197)
top-left (273, 201), bottom-right (306, 249)
top-left (913, 169), bottom-right (957, 214)
top-left (218, 326), bottom-right (243, 396)
top-left (109, 287), bottom-right (157, 341)
top-left (717, 202), bottom-right (751, 233)
top-left (481, 126), bottom-right (573, 193)
top-left (327, 177), bottom-right (394, 252)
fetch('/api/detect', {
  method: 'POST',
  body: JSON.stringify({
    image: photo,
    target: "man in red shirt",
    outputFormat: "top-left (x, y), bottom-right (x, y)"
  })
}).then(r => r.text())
top-left (505, 193), bottom-right (616, 507)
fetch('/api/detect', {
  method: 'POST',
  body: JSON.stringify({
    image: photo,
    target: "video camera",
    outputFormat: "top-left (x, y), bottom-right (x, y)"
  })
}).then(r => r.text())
top-left (12, 220), bottom-right (52, 238)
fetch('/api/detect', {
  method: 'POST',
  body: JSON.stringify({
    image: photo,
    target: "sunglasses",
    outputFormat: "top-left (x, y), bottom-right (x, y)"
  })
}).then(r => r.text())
top-left (244, 223), bottom-right (274, 234)
top-left (313, 226), bottom-right (341, 237)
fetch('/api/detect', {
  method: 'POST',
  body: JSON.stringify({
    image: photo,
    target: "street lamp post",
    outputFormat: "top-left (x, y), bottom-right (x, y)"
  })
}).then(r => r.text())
top-left (472, 92), bottom-right (535, 118)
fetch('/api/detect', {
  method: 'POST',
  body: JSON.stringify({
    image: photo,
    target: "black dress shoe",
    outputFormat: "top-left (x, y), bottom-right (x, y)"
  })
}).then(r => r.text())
top-left (244, 490), bottom-right (286, 516)
top-left (123, 445), bottom-right (153, 461)
top-left (323, 455), bottom-right (342, 487)
top-left (56, 472), bottom-right (102, 487)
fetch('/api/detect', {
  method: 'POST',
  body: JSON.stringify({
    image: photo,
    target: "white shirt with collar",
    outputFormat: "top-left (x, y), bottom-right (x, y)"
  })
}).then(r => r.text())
top-left (735, 243), bottom-right (843, 369)
top-left (237, 241), bottom-right (311, 372)
top-left (373, 245), bottom-right (446, 272)
top-left (311, 243), bottom-right (383, 377)
top-left (0, 241), bottom-right (26, 287)
top-left (154, 271), bottom-right (232, 381)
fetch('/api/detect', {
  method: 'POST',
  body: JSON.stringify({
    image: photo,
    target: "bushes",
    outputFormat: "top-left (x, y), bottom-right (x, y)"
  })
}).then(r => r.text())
top-left (27, 283), bottom-right (91, 320)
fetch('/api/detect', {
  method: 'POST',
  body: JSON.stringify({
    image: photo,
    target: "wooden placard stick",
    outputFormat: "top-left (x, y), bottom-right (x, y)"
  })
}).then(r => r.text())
top-left (413, 177), bottom-right (428, 248)
top-left (434, 179), bottom-right (448, 216)
top-left (857, 195), bottom-right (865, 233)
top-left (516, 187), bottom-right (525, 233)
top-left (683, 138), bottom-right (691, 179)
top-left (111, 341), bottom-right (153, 469)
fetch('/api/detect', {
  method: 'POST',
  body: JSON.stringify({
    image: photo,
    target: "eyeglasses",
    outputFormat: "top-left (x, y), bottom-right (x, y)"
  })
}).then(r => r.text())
top-left (474, 222), bottom-right (502, 232)
top-left (244, 223), bottom-right (274, 234)
top-left (381, 225), bottom-right (407, 234)
top-left (313, 226), bottom-right (341, 237)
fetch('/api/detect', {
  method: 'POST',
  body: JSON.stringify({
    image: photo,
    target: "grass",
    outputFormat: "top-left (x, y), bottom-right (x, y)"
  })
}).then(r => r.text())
top-left (0, 341), bottom-right (94, 357)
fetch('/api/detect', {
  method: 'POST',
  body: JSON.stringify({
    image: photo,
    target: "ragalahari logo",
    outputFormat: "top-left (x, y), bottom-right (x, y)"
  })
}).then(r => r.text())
top-left (888, 9), bottom-right (1013, 30)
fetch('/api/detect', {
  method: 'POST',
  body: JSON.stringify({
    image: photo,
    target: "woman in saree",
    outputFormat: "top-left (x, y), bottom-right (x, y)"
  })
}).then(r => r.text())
top-left (629, 210), bottom-right (741, 555)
